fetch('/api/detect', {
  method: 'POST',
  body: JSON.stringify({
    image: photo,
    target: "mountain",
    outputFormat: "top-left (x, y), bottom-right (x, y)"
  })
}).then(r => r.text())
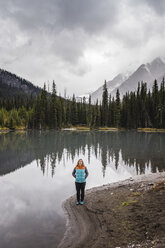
top-left (0, 68), bottom-right (42, 97)
top-left (110, 57), bottom-right (165, 98)
top-left (91, 72), bottom-right (131, 104)
top-left (91, 57), bottom-right (165, 103)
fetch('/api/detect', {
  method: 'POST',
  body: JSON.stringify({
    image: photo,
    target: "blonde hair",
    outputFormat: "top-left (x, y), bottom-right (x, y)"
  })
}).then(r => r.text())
top-left (76, 158), bottom-right (85, 167)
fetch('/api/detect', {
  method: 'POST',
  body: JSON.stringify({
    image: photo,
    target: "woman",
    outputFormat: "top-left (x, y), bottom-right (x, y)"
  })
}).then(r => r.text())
top-left (72, 159), bottom-right (89, 205)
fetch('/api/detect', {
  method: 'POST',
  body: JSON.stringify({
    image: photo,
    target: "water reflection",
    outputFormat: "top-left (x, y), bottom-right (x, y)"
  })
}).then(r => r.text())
top-left (0, 130), bottom-right (165, 248)
top-left (0, 163), bottom-right (66, 248)
top-left (0, 131), bottom-right (165, 177)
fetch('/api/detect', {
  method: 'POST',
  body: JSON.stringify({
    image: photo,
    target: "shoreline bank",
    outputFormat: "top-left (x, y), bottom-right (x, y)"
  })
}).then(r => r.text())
top-left (1, 126), bottom-right (165, 133)
top-left (58, 172), bottom-right (165, 248)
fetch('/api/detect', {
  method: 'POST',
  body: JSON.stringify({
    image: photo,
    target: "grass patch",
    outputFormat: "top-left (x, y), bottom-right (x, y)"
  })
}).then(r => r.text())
top-left (132, 192), bottom-right (141, 196)
top-left (98, 127), bottom-right (119, 131)
top-left (15, 126), bottom-right (26, 130)
top-left (75, 126), bottom-right (90, 130)
top-left (138, 128), bottom-right (165, 133)
top-left (121, 200), bottom-right (137, 206)
top-left (0, 126), bottom-right (26, 132)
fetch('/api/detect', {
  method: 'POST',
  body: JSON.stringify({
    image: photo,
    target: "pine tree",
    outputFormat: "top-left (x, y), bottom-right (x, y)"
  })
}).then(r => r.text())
top-left (56, 97), bottom-right (62, 128)
top-left (50, 81), bottom-right (57, 128)
top-left (92, 99), bottom-right (100, 128)
top-left (40, 84), bottom-right (48, 128)
top-left (159, 78), bottom-right (165, 127)
top-left (152, 79), bottom-right (159, 127)
top-left (114, 89), bottom-right (121, 127)
top-left (66, 100), bottom-right (71, 126)
top-left (71, 94), bottom-right (78, 125)
top-left (140, 82), bottom-right (147, 127)
top-left (86, 95), bottom-right (92, 127)
top-left (102, 80), bottom-right (108, 126)
top-left (111, 97), bottom-right (116, 127)
top-left (33, 94), bottom-right (41, 128)
top-left (82, 97), bottom-right (87, 124)
top-left (108, 94), bottom-right (112, 126)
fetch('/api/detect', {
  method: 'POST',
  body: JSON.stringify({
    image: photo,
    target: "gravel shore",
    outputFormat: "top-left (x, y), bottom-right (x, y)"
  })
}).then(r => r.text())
top-left (58, 172), bottom-right (165, 248)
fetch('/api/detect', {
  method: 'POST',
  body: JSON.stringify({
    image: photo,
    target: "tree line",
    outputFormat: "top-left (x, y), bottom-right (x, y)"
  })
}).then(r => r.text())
top-left (0, 79), bottom-right (165, 129)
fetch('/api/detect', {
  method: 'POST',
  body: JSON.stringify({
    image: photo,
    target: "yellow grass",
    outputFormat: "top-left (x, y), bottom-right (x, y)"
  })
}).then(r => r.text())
top-left (98, 127), bottom-right (120, 131)
top-left (138, 128), bottom-right (165, 133)
top-left (0, 126), bottom-right (26, 132)
top-left (74, 126), bottom-right (90, 130)
top-left (99, 127), bottom-right (117, 130)
top-left (14, 126), bottom-right (26, 130)
top-left (121, 200), bottom-right (137, 206)
top-left (0, 127), bottom-right (10, 131)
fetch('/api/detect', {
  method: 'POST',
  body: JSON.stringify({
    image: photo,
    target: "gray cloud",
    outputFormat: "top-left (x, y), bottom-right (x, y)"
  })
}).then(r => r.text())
top-left (55, 0), bottom-right (118, 33)
top-left (141, 0), bottom-right (165, 15)
top-left (0, 0), bottom-right (120, 65)
top-left (0, 0), bottom-right (165, 96)
top-left (2, 0), bottom-right (118, 33)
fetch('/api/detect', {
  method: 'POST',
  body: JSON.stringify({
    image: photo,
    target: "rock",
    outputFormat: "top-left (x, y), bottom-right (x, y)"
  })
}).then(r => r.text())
top-left (148, 182), bottom-right (154, 186)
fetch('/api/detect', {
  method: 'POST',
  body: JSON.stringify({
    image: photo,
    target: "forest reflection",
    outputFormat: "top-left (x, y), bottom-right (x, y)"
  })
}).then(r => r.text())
top-left (0, 130), bottom-right (165, 177)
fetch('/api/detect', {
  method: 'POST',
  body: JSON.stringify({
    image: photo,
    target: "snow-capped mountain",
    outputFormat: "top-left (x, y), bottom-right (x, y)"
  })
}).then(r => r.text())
top-left (91, 57), bottom-right (165, 103)
top-left (111, 57), bottom-right (165, 98)
top-left (91, 72), bottom-right (131, 104)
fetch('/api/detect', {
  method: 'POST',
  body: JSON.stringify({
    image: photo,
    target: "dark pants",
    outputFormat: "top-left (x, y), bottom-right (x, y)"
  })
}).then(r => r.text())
top-left (75, 182), bottom-right (86, 202)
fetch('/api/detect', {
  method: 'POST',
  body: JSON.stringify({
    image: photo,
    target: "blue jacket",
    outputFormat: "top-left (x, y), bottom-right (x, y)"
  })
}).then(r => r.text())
top-left (72, 165), bottom-right (89, 183)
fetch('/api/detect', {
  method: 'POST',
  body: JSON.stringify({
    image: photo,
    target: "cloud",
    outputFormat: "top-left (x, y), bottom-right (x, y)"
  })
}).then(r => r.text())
top-left (0, 0), bottom-right (120, 65)
top-left (0, 0), bottom-right (165, 96)
top-left (4, 0), bottom-right (118, 33)
top-left (141, 0), bottom-right (165, 15)
top-left (55, 0), bottom-right (118, 33)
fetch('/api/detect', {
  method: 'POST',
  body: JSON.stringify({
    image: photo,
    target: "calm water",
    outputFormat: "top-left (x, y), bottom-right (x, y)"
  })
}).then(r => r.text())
top-left (0, 130), bottom-right (165, 248)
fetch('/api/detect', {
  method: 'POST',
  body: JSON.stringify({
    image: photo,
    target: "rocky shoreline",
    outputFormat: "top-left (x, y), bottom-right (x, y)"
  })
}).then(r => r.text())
top-left (58, 172), bottom-right (165, 248)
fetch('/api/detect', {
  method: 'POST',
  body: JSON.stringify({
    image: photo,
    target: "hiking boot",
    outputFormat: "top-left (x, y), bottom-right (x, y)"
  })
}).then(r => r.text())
top-left (80, 201), bottom-right (84, 205)
top-left (76, 201), bottom-right (80, 205)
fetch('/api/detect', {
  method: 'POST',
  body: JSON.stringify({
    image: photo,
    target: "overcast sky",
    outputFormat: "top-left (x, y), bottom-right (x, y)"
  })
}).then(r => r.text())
top-left (0, 0), bottom-right (165, 97)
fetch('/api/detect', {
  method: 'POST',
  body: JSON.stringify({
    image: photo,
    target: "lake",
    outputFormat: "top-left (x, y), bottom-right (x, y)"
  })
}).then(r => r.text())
top-left (0, 130), bottom-right (165, 248)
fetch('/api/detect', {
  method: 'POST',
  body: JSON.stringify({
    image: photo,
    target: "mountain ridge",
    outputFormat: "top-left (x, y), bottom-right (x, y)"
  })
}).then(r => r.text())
top-left (91, 57), bottom-right (165, 103)
top-left (0, 68), bottom-right (42, 97)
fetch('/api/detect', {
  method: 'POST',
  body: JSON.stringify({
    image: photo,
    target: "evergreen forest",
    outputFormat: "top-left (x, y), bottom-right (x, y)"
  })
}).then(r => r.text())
top-left (0, 79), bottom-right (165, 130)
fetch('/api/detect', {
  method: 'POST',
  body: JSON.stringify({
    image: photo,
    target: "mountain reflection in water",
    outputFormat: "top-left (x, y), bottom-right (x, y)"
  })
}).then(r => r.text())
top-left (0, 130), bottom-right (165, 177)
